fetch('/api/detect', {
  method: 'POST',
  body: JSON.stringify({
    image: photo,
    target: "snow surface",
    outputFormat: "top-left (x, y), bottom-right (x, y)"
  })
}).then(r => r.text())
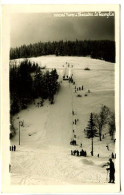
top-left (10, 56), bottom-right (115, 185)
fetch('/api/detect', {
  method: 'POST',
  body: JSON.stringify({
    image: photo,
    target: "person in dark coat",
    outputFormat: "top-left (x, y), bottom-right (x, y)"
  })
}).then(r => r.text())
top-left (12, 146), bottom-right (13, 151)
top-left (14, 145), bottom-right (16, 151)
top-left (106, 158), bottom-right (115, 183)
top-left (112, 152), bottom-right (114, 159)
top-left (10, 146), bottom-right (11, 151)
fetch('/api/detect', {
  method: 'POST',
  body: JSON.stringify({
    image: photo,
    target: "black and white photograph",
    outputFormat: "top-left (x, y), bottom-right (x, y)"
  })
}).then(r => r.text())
top-left (1, 4), bottom-right (120, 193)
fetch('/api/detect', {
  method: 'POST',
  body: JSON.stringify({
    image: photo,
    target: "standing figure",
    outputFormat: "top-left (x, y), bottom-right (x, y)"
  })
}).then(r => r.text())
top-left (111, 152), bottom-right (114, 159)
top-left (14, 145), bottom-right (16, 151)
top-left (12, 146), bottom-right (13, 151)
top-left (106, 158), bottom-right (115, 183)
top-left (106, 145), bottom-right (109, 151)
top-left (77, 150), bottom-right (79, 156)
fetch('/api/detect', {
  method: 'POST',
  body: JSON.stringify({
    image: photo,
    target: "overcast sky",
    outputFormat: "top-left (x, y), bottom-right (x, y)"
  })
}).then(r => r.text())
top-left (10, 13), bottom-right (115, 48)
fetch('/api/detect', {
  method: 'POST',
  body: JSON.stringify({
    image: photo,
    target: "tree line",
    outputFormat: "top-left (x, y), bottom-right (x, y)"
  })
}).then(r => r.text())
top-left (10, 60), bottom-right (60, 116)
top-left (10, 40), bottom-right (115, 63)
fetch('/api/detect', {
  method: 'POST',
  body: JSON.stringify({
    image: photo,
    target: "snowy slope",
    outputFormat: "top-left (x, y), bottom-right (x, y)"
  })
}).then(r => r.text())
top-left (10, 56), bottom-right (115, 185)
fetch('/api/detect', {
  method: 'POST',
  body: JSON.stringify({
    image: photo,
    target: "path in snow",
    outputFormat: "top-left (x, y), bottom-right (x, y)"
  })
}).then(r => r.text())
top-left (45, 81), bottom-right (72, 146)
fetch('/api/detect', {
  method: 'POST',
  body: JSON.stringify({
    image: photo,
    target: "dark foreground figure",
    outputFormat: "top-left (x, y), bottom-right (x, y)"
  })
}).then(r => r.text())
top-left (106, 158), bottom-right (115, 183)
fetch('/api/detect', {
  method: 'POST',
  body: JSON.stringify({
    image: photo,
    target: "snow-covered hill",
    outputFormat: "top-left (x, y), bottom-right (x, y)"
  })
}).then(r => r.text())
top-left (10, 56), bottom-right (115, 185)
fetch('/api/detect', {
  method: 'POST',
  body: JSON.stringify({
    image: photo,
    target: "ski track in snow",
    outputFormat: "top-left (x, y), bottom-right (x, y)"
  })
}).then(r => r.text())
top-left (10, 56), bottom-right (115, 185)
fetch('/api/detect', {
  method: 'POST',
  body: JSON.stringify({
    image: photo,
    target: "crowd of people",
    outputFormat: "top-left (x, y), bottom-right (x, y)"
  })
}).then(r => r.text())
top-left (71, 149), bottom-right (87, 157)
top-left (10, 145), bottom-right (16, 151)
top-left (65, 64), bottom-right (87, 158)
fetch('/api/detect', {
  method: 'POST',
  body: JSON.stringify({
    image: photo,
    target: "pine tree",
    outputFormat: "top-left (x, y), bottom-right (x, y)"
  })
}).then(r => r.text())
top-left (85, 113), bottom-right (98, 156)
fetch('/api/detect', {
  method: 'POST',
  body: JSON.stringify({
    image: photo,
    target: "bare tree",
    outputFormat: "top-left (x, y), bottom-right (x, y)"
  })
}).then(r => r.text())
top-left (108, 112), bottom-right (116, 140)
top-left (94, 105), bottom-right (110, 141)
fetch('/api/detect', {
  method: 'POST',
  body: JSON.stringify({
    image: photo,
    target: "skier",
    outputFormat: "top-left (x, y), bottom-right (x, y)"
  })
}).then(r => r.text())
top-left (12, 146), bottom-right (13, 151)
top-left (14, 145), bottom-right (16, 151)
top-left (111, 152), bottom-right (114, 159)
top-left (106, 145), bottom-right (109, 151)
top-left (106, 158), bottom-right (115, 183)
top-left (77, 150), bottom-right (79, 156)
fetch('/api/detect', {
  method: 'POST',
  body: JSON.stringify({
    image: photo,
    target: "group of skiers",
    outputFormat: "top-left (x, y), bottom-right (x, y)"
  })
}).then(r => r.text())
top-left (73, 118), bottom-right (79, 125)
top-left (10, 145), bottom-right (16, 151)
top-left (111, 152), bottom-right (116, 159)
top-left (75, 85), bottom-right (84, 93)
top-left (71, 149), bottom-right (87, 157)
